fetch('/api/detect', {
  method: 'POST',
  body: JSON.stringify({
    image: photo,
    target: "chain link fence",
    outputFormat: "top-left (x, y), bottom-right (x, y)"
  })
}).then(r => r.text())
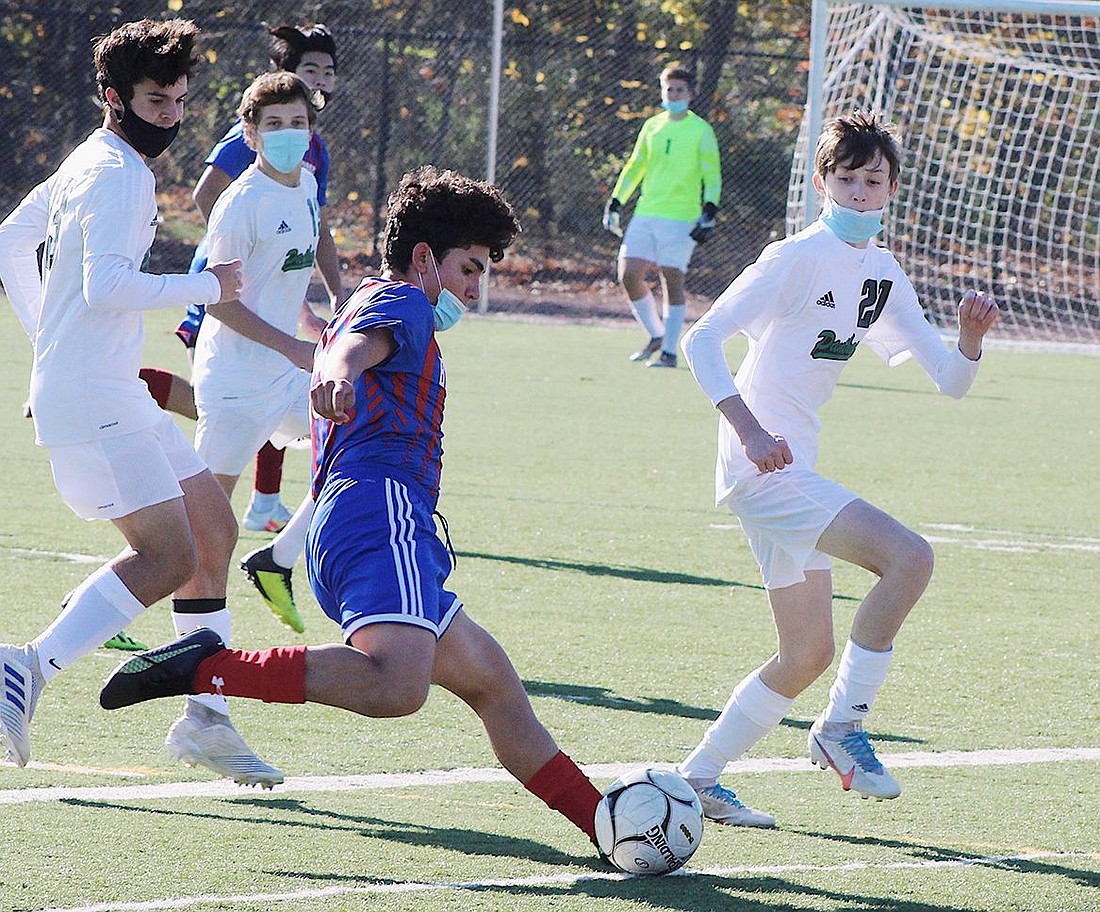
top-left (0, 1), bottom-right (809, 312)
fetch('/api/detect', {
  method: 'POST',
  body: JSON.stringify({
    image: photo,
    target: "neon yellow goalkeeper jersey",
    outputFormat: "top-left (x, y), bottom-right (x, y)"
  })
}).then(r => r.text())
top-left (611, 110), bottom-right (722, 221)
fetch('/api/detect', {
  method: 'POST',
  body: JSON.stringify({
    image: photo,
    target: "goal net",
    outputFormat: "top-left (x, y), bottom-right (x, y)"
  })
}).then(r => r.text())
top-left (787, 1), bottom-right (1100, 343)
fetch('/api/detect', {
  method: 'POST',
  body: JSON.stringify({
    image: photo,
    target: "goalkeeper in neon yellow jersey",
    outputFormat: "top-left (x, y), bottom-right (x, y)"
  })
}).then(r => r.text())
top-left (603, 63), bottom-right (722, 368)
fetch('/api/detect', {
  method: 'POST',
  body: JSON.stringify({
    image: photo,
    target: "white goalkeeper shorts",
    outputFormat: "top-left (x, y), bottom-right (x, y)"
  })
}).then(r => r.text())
top-left (619, 215), bottom-right (697, 272)
top-left (728, 467), bottom-right (859, 590)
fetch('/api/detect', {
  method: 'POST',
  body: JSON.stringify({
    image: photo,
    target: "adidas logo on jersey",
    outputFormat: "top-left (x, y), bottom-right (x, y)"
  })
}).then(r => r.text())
top-left (815, 290), bottom-right (835, 308)
top-left (276, 220), bottom-right (291, 234)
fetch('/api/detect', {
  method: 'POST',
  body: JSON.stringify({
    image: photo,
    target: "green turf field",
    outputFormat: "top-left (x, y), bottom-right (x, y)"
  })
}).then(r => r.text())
top-left (0, 302), bottom-right (1097, 912)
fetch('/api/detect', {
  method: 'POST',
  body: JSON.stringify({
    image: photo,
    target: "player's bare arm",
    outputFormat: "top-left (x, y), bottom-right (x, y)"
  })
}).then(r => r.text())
top-left (310, 327), bottom-right (396, 424)
top-left (956, 289), bottom-right (999, 361)
top-left (315, 209), bottom-right (344, 307)
top-left (716, 394), bottom-right (794, 474)
top-left (193, 165), bottom-right (233, 223)
top-left (298, 299), bottom-right (329, 341)
top-left (205, 298), bottom-right (315, 371)
top-left (204, 259), bottom-right (243, 303)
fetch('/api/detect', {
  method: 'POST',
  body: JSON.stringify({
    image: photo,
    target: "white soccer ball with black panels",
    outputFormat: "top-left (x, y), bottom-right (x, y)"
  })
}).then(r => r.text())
top-left (594, 767), bottom-right (704, 875)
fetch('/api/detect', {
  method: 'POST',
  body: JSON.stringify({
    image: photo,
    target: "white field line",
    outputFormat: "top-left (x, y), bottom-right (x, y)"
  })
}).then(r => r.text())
top-left (2, 747), bottom-right (1097, 805)
top-left (710, 523), bottom-right (1100, 554)
top-left (34, 851), bottom-right (1100, 912)
top-left (920, 523), bottom-right (1100, 554)
top-left (8, 547), bottom-right (108, 564)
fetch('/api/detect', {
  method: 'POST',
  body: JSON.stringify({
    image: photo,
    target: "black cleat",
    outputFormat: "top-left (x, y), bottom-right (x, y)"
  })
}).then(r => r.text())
top-left (629, 336), bottom-right (663, 362)
top-left (100, 627), bottom-right (225, 710)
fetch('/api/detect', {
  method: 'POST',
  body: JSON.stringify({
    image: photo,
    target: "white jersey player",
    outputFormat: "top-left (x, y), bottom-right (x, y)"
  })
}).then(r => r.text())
top-left (0, 18), bottom-right (282, 786)
top-left (194, 72), bottom-right (325, 636)
top-left (674, 111), bottom-right (999, 827)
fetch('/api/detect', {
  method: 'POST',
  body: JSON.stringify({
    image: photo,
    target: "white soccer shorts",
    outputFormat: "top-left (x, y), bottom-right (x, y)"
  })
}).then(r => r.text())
top-left (195, 370), bottom-right (310, 477)
top-left (728, 467), bottom-right (859, 590)
top-left (47, 411), bottom-right (206, 521)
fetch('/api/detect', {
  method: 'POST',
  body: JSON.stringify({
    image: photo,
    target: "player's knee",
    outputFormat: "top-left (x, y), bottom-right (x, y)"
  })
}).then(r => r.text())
top-left (345, 653), bottom-right (430, 717)
top-left (200, 499), bottom-right (239, 567)
top-left (897, 533), bottom-right (934, 591)
top-left (162, 540), bottom-right (200, 591)
top-left (371, 678), bottom-right (430, 717)
top-left (779, 637), bottom-right (834, 685)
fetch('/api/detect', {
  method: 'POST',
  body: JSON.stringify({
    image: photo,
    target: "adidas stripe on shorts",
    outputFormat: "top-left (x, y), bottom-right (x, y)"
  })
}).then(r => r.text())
top-left (306, 468), bottom-right (462, 643)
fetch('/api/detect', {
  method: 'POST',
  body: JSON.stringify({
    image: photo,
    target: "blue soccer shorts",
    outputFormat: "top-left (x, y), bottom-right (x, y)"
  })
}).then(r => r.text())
top-left (306, 470), bottom-right (462, 643)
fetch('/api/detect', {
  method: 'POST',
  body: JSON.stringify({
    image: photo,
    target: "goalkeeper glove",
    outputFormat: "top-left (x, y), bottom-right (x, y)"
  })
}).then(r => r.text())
top-left (690, 202), bottom-right (719, 244)
top-left (603, 198), bottom-right (623, 237)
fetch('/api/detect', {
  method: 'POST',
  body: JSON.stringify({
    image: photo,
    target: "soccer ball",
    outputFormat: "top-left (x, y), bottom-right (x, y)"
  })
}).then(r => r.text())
top-left (594, 767), bottom-right (704, 875)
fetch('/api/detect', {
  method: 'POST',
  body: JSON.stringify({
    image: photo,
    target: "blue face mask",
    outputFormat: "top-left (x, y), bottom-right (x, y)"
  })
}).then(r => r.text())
top-left (661, 99), bottom-right (689, 115)
top-left (433, 288), bottom-right (467, 332)
top-left (419, 253), bottom-right (468, 332)
top-left (260, 128), bottom-right (311, 174)
top-left (820, 196), bottom-right (885, 244)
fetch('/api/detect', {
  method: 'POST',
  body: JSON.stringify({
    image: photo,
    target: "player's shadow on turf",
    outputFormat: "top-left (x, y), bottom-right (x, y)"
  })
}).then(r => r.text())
top-left (991, 856), bottom-right (1100, 890)
top-left (524, 679), bottom-right (720, 722)
top-left (61, 796), bottom-right (593, 870)
top-left (476, 871), bottom-right (977, 912)
top-left (798, 829), bottom-right (1100, 889)
top-left (103, 792), bottom-right (598, 871)
top-left (458, 549), bottom-right (760, 589)
top-left (838, 380), bottom-right (1005, 401)
top-left (242, 797), bottom-right (592, 867)
top-left (522, 680), bottom-right (923, 744)
top-left (459, 550), bottom-right (859, 601)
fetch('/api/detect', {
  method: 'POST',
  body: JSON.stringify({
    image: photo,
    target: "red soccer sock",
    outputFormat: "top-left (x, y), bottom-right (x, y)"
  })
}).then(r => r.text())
top-left (194, 645), bottom-right (308, 704)
top-left (524, 750), bottom-right (601, 842)
top-left (139, 368), bottom-right (174, 410)
top-left (254, 442), bottom-right (286, 495)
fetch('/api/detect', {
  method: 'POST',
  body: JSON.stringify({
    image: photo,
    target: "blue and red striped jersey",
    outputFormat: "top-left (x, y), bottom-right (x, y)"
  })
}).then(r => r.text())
top-left (310, 278), bottom-right (446, 505)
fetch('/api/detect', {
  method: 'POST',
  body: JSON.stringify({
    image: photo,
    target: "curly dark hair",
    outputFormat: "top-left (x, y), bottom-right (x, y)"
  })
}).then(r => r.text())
top-left (814, 110), bottom-right (903, 183)
top-left (269, 23), bottom-right (338, 72)
top-left (93, 18), bottom-right (200, 105)
top-left (381, 166), bottom-right (521, 272)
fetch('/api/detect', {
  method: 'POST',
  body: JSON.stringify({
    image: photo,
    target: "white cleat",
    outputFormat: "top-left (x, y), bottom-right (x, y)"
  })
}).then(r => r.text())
top-left (165, 703), bottom-right (284, 789)
top-left (809, 717), bottom-right (901, 800)
top-left (0, 644), bottom-right (44, 767)
top-left (695, 782), bottom-right (776, 828)
top-left (242, 497), bottom-right (292, 533)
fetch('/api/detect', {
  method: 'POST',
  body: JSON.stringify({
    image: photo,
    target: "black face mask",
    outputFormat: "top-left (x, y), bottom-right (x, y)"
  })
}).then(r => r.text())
top-left (117, 102), bottom-right (180, 159)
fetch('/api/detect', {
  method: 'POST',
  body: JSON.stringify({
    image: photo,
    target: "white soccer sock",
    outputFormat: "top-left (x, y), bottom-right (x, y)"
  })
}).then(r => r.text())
top-left (33, 565), bottom-right (146, 683)
top-left (271, 492), bottom-right (315, 569)
top-left (678, 671), bottom-right (793, 786)
top-left (628, 292), bottom-right (664, 339)
top-left (249, 490), bottom-right (280, 511)
top-left (661, 304), bottom-right (687, 355)
top-left (822, 638), bottom-right (894, 724)
top-left (172, 608), bottom-right (231, 715)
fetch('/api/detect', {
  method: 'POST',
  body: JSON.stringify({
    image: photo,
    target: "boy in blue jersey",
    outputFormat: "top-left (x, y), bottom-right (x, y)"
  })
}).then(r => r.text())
top-left (101, 166), bottom-right (605, 850)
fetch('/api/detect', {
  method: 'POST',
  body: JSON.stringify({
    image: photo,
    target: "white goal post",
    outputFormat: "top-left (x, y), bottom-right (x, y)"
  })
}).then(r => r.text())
top-left (788, 0), bottom-right (1100, 341)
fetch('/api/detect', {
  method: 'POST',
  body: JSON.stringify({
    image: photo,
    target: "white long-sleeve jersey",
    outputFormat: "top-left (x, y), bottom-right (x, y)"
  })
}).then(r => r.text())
top-left (682, 220), bottom-right (979, 505)
top-left (0, 128), bottom-right (220, 446)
